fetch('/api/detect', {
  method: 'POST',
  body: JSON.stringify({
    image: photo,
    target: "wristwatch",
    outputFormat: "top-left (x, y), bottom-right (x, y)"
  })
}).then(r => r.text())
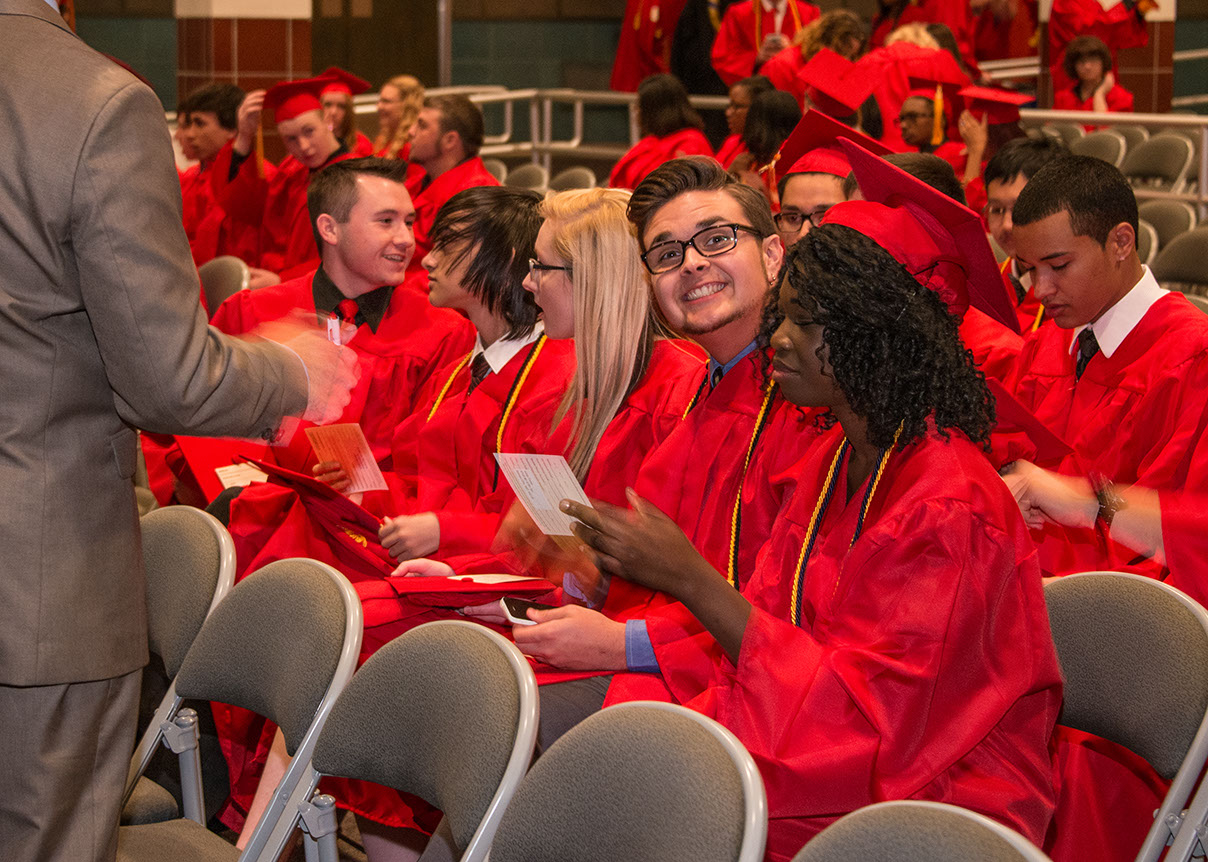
top-left (1093, 476), bottom-right (1127, 530)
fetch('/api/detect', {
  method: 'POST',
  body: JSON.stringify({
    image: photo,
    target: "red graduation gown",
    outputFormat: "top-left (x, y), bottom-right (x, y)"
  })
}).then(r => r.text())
top-left (179, 160), bottom-right (261, 269)
top-left (1052, 83), bottom-right (1135, 116)
top-left (759, 45), bottom-right (808, 107)
top-left (856, 42), bottom-right (968, 150)
top-left (625, 426), bottom-right (1062, 859)
top-left (959, 305), bottom-right (1023, 384)
top-left (608, 128), bottom-right (715, 190)
top-left (1006, 292), bottom-right (1208, 577)
top-left (715, 133), bottom-right (749, 169)
top-left (610, 0), bottom-right (690, 90)
top-left (710, 0), bottom-right (821, 88)
top-left (210, 143), bottom-right (356, 275)
top-left (870, 0), bottom-right (979, 72)
top-left (1047, 0), bottom-right (1148, 92)
top-left (404, 157), bottom-right (500, 276)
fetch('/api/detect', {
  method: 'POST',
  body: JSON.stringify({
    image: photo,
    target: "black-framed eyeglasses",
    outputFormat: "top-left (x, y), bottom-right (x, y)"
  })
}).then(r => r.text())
top-left (641, 223), bottom-right (761, 274)
top-left (528, 258), bottom-right (571, 278)
top-left (773, 206), bottom-right (832, 232)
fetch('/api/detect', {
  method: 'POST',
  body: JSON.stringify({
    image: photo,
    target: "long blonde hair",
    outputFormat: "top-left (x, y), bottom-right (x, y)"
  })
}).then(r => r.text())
top-left (541, 188), bottom-right (660, 480)
top-left (375, 75), bottom-right (424, 158)
top-left (885, 22), bottom-right (939, 49)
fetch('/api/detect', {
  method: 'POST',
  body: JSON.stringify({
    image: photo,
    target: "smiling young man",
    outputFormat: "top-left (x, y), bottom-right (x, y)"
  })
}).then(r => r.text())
top-left (403, 94), bottom-right (500, 275)
top-left (209, 74), bottom-right (359, 279)
top-left (1004, 154), bottom-right (1208, 579)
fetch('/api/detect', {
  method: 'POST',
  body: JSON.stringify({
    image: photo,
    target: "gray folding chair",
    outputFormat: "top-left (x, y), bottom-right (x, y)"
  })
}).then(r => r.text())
top-left (487, 700), bottom-right (767, 862)
top-left (1182, 292), bottom-right (1208, 315)
top-left (1044, 572), bottom-right (1208, 862)
top-left (1042, 122), bottom-right (1085, 147)
top-left (1113, 124), bottom-right (1149, 153)
top-left (299, 620), bottom-right (538, 862)
top-left (1137, 219), bottom-right (1158, 265)
top-left (481, 158), bottom-right (508, 184)
top-left (1070, 129), bottom-right (1127, 166)
top-left (122, 506), bottom-right (237, 825)
top-left (504, 163), bottom-right (549, 192)
top-left (1152, 226), bottom-right (1208, 294)
top-left (1138, 200), bottom-right (1197, 249)
top-left (198, 255), bottom-right (250, 315)
top-left (789, 800), bottom-right (1052, 862)
top-left (1121, 135), bottom-right (1195, 192)
top-left (117, 559), bottom-right (363, 862)
top-left (548, 166), bottom-right (598, 191)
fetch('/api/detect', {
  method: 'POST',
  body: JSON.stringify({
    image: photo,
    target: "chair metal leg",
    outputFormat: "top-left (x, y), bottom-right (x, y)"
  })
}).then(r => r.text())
top-left (298, 793), bottom-right (340, 862)
top-left (162, 707), bottom-right (206, 825)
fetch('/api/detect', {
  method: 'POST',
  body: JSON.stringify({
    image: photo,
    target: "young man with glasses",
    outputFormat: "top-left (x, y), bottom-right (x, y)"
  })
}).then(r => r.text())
top-left (515, 156), bottom-right (826, 749)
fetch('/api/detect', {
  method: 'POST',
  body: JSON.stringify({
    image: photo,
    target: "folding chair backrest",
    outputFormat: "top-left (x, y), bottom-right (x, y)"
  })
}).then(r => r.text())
top-left (174, 559), bottom-right (360, 756)
top-left (488, 701), bottom-right (767, 862)
top-left (548, 166), bottom-right (598, 191)
top-left (1138, 200), bottom-right (1197, 249)
top-left (1153, 227), bottom-right (1208, 293)
top-left (1121, 135), bottom-right (1194, 190)
top-left (1043, 122), bottom-right (1085, 146)
top-left (313, 620), bottom-right (537, 860)
top-left (504, 163), bottom-right (548, 191)
top-left (1044, 572), bottom-right (1208, 862)
top-left (1137, 219), bottom-right (1158, 265)
top-left (141, 506), bottom-right (235, 678)
top-left (482, 158), bottom-right (508, 183)
top-left (199, 255), bottom-right (250, 314)
top-left (1113, 124), bottom-right (1149, 152)
top-left (1070, 130), bottom-right (1126, 167)
top-left (789, 800), bottom-right (1052, 862)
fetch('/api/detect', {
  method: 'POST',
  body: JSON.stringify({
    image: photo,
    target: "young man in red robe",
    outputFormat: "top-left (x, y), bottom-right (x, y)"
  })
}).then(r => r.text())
top-left (209, 74), bottom-right (357, 281)
top-left (710, 0), bottom-right (821, 87)
top-left (403, 94), bottom-right (501, 277)
top-left (564, 179), bottom-right (1061, 860)
top-left (1003, 154), bottom-right (1208, 580)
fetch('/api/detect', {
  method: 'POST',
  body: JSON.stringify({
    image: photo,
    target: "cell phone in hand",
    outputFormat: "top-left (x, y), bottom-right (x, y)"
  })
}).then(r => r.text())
top-left (499, 596), bottom-right (557, 626)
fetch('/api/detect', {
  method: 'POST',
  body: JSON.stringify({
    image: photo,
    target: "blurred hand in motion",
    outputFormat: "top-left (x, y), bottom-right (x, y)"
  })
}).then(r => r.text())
top-left (311, 460), bottom-right (350, 491)
top-left (1000, 459), bottom-right (1097, 530)
top-left (493, 501), bottom-right (602, 598)
top-left (253, 313), bottom-right (360, 425)
top-left (391, 557), bottom-right (455, 578)
top-left (379, 511), bottom-right (441, 560)
top-left (234, 89), bottom-right (265, 155)
top-left (247, 267), bottom-right (281, 290)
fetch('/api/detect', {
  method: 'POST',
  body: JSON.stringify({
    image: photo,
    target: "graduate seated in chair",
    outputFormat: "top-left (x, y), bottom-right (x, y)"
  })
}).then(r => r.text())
top-left (1001, 154), bottom-right (1208, 580)
top-left (563, 194), bottom-right (1063, 861)
top-left (607, 75), bottom-right (715, 191)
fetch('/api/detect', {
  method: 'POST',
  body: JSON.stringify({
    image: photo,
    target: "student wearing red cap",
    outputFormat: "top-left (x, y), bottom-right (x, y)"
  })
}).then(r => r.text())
top-left (210, 74), bottom-right (358, 279)
top-left (608, 74), bottom-right (714, 190)
top-left (954, 84), bottom-right (1030, 210)
top-left (897, 75), bottom-right (967, 178)
top-left (318, 66), bottom-right (375, 156)
top-left (1003, 155), bottom-right (1208, 580)
top-left (710, 0), bottom-right (821, 88)
top-left (403, 94), bottom-right (501, 277)
top-left (758, 9), bottom-right (866, 108)
top-left (564, 193), bottom-right (1062, 861)
top-left (796, 47), bottom-right (881, 134)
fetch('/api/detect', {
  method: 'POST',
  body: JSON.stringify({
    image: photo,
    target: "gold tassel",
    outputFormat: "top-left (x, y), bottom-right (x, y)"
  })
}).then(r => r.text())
top-left (930, 84), bottom-right (944, 147)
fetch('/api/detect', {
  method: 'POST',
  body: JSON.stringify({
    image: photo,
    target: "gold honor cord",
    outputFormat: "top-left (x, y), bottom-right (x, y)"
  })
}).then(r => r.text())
top-left (790, 423), bottom-right (903, 626)
top-left (497, 335), bottom-right (547, 454)
top-left (725, 381), bottom-right (777, 588)
top-left (753, 0), bottom-right (804, 53)
top-left (427, 352), bottom-right (472, 421)
top-left (682, 374), bottom-right (709, 419)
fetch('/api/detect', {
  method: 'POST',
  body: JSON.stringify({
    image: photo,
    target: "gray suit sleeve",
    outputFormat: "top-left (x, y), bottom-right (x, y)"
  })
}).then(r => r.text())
top-left (69, 79), bottom-right (308, 438)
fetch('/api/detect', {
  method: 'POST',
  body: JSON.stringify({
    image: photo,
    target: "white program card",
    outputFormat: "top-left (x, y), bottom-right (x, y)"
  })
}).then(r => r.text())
top-left (304, 424), bottom-right (388, 493)
top-left (494, 454), bottom-right (592, 536)
top-left (214, 463), bottom-right (269, 489)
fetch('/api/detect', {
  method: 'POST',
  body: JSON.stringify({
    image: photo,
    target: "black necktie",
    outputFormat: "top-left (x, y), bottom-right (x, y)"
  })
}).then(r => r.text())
top-left (468, 353), bottom-right (491, 393)
top-left (1009, 273), bottom-right (1026, 304)
top-left (1075, 328), bottom-right (1099, 380)
top-left (710, 365), bottom-right (724, 389)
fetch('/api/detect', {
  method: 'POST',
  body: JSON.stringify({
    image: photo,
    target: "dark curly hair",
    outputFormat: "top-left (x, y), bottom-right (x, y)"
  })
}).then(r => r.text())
top-left (759, 223), bottom-right (994, 449)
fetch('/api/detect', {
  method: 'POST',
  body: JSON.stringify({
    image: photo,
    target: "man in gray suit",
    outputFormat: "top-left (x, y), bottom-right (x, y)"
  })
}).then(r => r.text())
top-left (0, 1), bottom-right (357, 859)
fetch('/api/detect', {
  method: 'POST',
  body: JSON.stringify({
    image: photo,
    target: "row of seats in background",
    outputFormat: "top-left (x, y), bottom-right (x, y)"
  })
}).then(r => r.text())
top-left (112, 505), bottom-right (1208, 862)
top-left (483, 160), bottom-right (596, 195)
top-left (1029, 122), bottom-right (1208, 298)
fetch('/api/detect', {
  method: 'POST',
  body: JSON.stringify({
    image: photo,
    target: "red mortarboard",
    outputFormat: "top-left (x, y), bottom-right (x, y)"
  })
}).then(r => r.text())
top-left (319, 66), bottom-right (371, 98)
top-left (264, 75), bottom-right (339, 122)
top-left (958, 85), bottom-right (1032, 125)
top-left (798, 48), bottom-right (878, 119)
top-left (828, 138), bottom-right (1022, 332)
top-left (778, 109), bottom-right (894, 179)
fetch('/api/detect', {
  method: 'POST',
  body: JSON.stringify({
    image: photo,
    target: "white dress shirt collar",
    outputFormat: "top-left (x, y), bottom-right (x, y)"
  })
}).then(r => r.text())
top-left (761, 0), bottom-right (788, 31)
top-left (1069, 266), bottom-right (1166, 359)
top-left (473, 321), bottom-right (544, 374)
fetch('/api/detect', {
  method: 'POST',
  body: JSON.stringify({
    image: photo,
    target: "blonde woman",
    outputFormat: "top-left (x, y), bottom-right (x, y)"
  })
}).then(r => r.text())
top-left (373, 74), bottom-right (424, 158)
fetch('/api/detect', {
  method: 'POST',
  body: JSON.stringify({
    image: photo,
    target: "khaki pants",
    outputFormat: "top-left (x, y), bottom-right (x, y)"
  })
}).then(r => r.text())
top-left (0, 669), bottom-right (141, 862)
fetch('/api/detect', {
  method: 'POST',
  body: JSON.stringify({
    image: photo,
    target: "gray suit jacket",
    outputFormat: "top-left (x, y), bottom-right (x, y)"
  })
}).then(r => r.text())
top-left (0, 0), bottom-right (309, 685)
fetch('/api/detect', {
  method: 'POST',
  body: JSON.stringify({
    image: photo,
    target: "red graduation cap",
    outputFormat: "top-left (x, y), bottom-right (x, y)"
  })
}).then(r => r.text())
top-left (798, 48), bottom-right (878, 119)
top-left (264, 74), bottom-right (340, 122)
top-left (828, 137), bottom-right (1022, 333)
top-left (778, 109), bottom-right (894, 179)
top-left (958, 85), bottom-right (1032, 125)
top-left (319, 66), bottom-right (371, 98)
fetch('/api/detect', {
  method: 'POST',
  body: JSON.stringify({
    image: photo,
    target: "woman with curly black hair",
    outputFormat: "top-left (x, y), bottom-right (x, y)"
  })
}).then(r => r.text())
top-left (564, 200), bottom-right (1062, 859)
